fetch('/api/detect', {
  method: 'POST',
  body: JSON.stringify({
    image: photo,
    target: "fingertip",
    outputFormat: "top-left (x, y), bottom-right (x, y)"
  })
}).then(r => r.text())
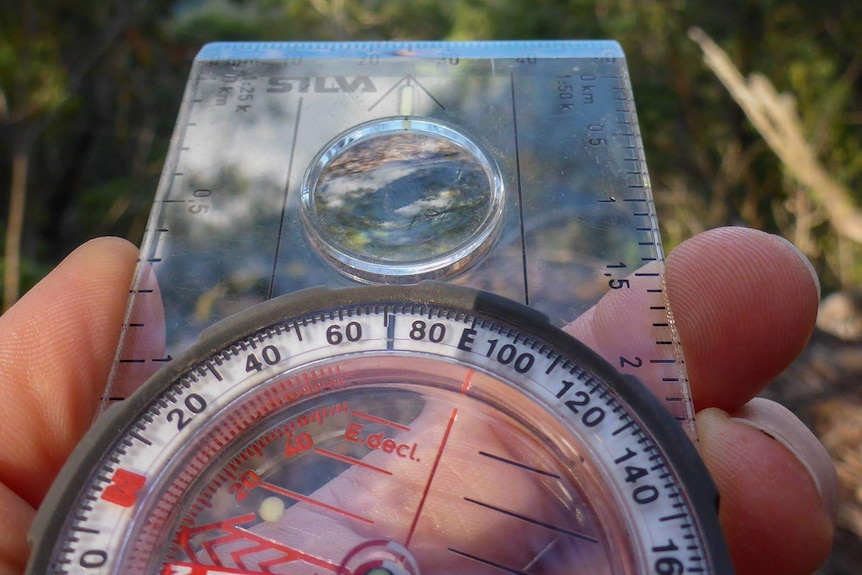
top-left (76, 235), bottom-right (138, 255)
top-left (771, 234), bottom-right (821, 301)
top-left (0, 236), bottom-right (139, 506)
top-left (65, 236), bottom-right (139, 280)
top-left (666, 227), bottom-right (819, 411)
top-left (696, 406), bottom-right (834, 575)
top-left (733, 398), bottom-right (838, 522)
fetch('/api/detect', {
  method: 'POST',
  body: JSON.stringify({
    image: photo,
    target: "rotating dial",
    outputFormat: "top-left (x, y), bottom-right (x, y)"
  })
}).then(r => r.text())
top-left (27, 283), bottom-right (730, 575)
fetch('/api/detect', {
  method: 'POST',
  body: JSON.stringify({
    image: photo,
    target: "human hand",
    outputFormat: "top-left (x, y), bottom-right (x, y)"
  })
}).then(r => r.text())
top-left (0, 227), bottom-right (837, 575)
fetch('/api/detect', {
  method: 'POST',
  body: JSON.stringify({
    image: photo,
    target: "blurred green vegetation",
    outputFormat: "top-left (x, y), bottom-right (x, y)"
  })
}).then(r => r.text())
top-left (1, 0), bottom-right (860, 307)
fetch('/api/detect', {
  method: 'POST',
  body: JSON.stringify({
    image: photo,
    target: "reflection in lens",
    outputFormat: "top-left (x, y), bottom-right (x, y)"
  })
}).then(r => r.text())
top-left (302, 119), bottom-right (504, 282)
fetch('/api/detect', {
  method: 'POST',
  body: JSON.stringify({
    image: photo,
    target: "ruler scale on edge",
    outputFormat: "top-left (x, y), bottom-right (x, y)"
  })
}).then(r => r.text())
top-left (104, 40), bottom-right (693, 436)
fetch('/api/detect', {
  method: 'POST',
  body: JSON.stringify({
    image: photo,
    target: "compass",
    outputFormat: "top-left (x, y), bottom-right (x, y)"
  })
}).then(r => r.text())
top-left (27, 283), bottom-right (731, 574)
top-left (26, 41), bottom-right (733, 575)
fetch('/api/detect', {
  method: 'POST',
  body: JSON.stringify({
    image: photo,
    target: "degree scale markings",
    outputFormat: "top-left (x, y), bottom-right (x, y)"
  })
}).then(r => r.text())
top-left (386, 312), bottom-right (395, 350)
top-left (68, 295), bottom-right (715, 574)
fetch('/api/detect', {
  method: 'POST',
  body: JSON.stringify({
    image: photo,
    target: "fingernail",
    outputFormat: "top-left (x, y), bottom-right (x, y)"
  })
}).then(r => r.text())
top-left (732, 398), bottom-right (838, 522)
top-left (773, 234), bottom-right (821, 301)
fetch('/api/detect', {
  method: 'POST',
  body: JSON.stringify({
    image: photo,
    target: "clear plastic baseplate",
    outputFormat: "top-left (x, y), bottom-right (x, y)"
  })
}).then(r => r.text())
top-left (103, 40), bottom-right (695, 438)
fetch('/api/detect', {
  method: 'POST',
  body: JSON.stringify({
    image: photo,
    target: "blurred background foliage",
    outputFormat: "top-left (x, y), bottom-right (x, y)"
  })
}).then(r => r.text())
top-left (1, 0), bottom-right (861, 570)
top-left (1, 0), bottom-right (860, 305)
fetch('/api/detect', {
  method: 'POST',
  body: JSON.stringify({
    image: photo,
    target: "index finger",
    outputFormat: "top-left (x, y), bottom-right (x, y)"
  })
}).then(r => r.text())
top-left (0, 238), bottom-right (139, 507)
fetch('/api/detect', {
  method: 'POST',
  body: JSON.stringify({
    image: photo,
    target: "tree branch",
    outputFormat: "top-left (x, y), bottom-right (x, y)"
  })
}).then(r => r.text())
top-left (4, 149), bottom-right (28, 312)
top-left (689, 26), bottom-right (862, 245)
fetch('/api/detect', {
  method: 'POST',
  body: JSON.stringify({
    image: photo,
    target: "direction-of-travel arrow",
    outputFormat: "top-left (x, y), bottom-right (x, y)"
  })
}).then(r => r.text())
top-left (368, 75), bottom-right (445, 112)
